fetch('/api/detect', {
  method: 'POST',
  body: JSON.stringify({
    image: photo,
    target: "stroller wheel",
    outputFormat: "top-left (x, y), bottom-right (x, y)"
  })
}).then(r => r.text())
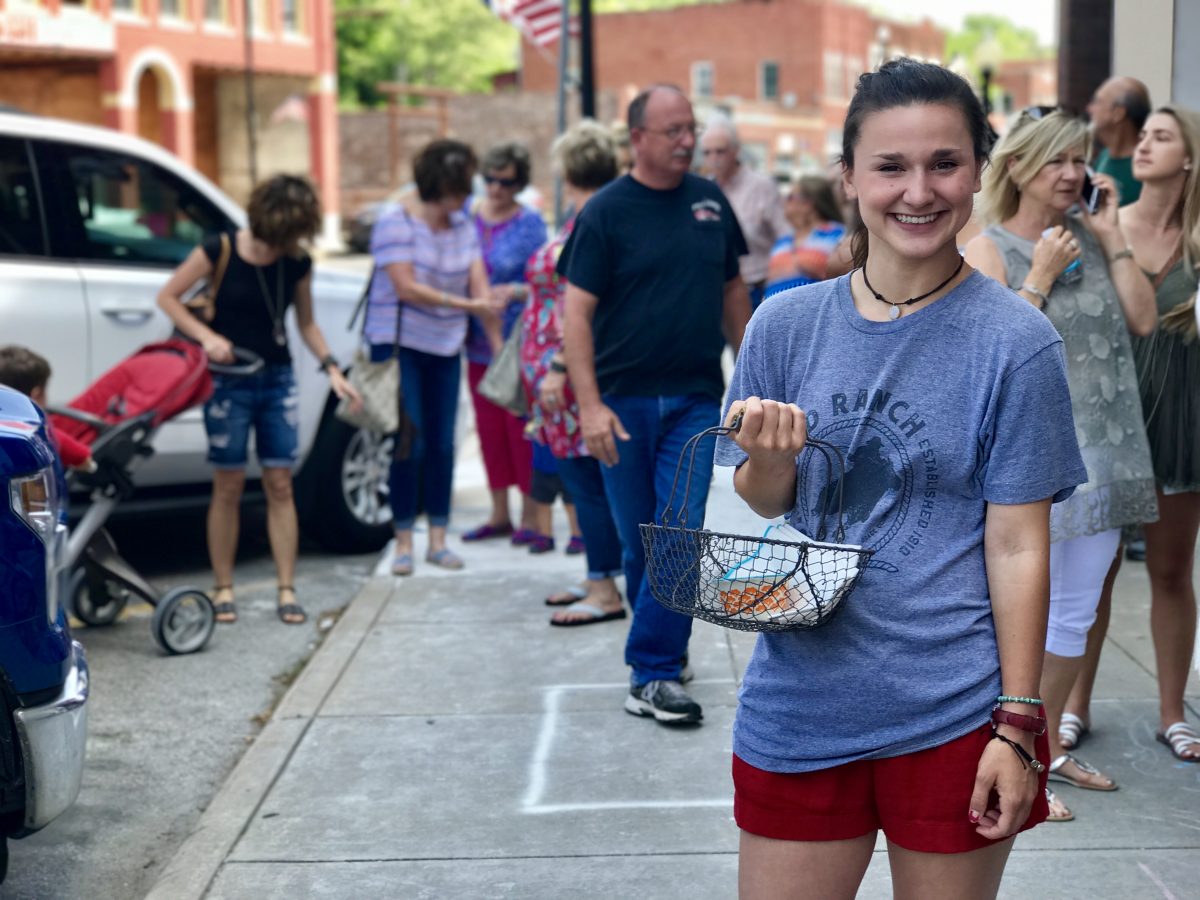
top-left (69, 568), bottom-right (127, 627)
top-left (152, 588), bottom-right (216, 655)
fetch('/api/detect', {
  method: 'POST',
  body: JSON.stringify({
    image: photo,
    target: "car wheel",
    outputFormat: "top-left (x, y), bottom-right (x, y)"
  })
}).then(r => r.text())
top-left (151, 588), bottom-right (215, 655)
top-left (69, 567), bottom-right (127, 627)
top-left (298, 407), bottom-right (393, 553)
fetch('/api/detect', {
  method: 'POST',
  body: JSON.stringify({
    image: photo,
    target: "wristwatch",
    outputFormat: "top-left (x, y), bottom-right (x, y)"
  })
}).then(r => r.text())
top-left (318, 354), bottom-right (339, 374)
top-left (549, 359), bottom-right (567, 374)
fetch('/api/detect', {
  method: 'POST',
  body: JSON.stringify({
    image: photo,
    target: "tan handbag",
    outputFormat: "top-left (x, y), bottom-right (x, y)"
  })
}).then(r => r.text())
top-left (336, 269), bottom-right (402, 433)
top-left (478, 323), bottom-right (529, 417)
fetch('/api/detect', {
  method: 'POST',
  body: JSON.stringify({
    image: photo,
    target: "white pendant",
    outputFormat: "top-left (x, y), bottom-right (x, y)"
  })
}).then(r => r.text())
top-left (888, 305), bottom-right (900, 320)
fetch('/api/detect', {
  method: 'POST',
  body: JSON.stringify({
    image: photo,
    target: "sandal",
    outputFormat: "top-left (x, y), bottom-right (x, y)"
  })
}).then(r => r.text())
top-left (1058, 712), bottom-right (1089, 750)
top-left (212, 585), bottom-right (237, 624)
top-left (462, 522), bottom-right (513, 542)
top-left (545, 585), bottom-right (589, 607)
top-left (391, 553), bottom-right (414, 576)
top-left (1044, 788), bottom-right (1074, 822)
top-left (527, 534), bottom-right (555, 554)
top-left (1156, 721), bottom-right (1200, 762)
top-left (549, 601), bottom-right (627, 627)
top-left (1047, 754), bottom-right (1118, 791)
top-left (276, 586), bottom-right (307, 625)
top-left (426, 547), bottom-right (464, 570)
top-left (565, 536), bottom-right (586, 555)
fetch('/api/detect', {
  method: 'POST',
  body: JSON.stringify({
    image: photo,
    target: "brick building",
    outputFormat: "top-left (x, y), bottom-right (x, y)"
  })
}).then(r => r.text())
top-left (0, 0), bottom-right (340, 237)
top-left (519, 0), bottom-right (944, 180)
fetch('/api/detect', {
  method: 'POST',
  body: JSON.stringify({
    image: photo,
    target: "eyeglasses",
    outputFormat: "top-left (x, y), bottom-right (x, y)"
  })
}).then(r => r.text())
top-left (639, 123), bottom-right (698, 141)
top-left (484, 174), bottom-right (520, 188)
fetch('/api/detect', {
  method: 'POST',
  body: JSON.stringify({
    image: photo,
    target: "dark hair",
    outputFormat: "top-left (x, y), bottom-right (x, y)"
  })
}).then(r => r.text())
top-left (481, 142), bottom-right (532, 190)
top-left (794, 175), bottom-right (844, 224)
top-left (627, 84), bottom-right (685, 132)
top-left (841, 58), bottom-right (993, 267)
top-left (0, 345), bottom-right (51, 397)
top-left (247, 174), bottom-right (322, 250)
top-left (1118, 83), bottom-right (1152, 132)
top-left (413, 139), bottom-right (477, 203)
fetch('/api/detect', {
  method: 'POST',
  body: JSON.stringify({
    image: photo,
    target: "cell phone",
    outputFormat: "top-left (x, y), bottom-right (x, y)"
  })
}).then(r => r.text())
top-left (1081, 166), bottom-right (1103, 214)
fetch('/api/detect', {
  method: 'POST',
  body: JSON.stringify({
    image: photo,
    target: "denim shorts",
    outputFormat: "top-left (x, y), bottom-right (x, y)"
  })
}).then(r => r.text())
top-left (203, 364), bottom-right (299, 469)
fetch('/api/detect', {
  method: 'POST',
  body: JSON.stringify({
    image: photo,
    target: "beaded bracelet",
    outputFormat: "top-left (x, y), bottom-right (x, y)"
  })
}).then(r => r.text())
top-left (997, 695), bottom-right (1043, 706)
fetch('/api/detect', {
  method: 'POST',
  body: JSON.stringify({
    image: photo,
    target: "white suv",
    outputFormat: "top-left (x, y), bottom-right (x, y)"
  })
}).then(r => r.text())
top-left (0, 110), bottom-right (392, 552)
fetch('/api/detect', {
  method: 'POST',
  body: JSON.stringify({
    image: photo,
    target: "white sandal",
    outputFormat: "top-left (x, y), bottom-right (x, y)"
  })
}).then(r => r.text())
top-left (1058, 712), bottom-right (1088, 750)
top-left (1156, 721), bottom-right (1200, 762)
top-left (1047, 754), bottom-right (1118, 791)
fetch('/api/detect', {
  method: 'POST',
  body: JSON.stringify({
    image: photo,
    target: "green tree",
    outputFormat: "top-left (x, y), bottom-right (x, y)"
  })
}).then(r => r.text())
top-left (336, 0), bottom-right (519, 108)
top-left (945, 13), bottom-right (1047, 83)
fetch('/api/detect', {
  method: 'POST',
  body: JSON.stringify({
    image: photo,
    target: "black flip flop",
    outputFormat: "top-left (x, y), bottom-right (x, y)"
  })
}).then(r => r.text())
top-left (549, 602), bottom-right (627, 627)
top-left (213, 601), bottom-right (238, 624)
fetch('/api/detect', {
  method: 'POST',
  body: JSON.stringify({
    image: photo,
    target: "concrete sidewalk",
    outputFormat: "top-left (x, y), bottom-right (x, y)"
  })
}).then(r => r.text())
top-left (147, 463), bottom-right (1200, 899)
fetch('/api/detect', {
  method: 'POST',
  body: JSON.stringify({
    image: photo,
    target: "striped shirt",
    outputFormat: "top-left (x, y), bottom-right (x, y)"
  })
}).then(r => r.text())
top-left (365, 205), bottom-right (481, 357)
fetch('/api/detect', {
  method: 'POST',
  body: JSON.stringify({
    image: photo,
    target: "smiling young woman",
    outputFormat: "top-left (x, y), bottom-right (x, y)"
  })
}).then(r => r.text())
top-left (716, 59), bottom-right (1088, 900)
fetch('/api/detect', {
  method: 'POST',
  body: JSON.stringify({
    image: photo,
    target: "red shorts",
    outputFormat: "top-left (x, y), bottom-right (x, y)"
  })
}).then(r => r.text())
top-left (733, 723), bottom-right (1050, 854)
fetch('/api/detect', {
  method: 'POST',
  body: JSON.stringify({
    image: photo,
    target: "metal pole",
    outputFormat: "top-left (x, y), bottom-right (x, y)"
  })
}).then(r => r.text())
top-left (579, 0), bottom-right (594, 118)
top-left (243, 0), bottom-right (259, 187)
top-left (553, 0), bottom-right (570, 227)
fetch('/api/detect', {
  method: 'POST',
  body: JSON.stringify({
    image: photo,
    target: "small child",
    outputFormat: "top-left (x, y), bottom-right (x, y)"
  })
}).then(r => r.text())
top-left (0, 345), bottom-right (95, 472)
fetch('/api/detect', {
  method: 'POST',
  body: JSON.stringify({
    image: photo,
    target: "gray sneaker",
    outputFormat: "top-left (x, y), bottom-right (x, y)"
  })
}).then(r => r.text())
top-left (625, 680), bottom-right (703, 725)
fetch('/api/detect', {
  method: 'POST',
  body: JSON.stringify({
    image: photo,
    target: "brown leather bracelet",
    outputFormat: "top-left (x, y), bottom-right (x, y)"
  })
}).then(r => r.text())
top-left (991, 706), bottom-right (1047, 736)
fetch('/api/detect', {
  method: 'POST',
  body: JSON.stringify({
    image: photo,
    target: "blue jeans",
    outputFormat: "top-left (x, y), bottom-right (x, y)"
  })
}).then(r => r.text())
top-left (372, 344), bottom-right (460, 530)
top-left (203, 365), bottom-right (299, 469)
top-left (556, 454), bottom-right (623, 582)
top-left (599, 393), bottom-right (720, 686)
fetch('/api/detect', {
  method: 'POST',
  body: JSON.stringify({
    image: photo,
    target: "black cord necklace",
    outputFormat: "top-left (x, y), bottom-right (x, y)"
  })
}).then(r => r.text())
top-left (860, 255), bottom-right (965, 320)
top-left (254, 260), bottom-right (287, 347)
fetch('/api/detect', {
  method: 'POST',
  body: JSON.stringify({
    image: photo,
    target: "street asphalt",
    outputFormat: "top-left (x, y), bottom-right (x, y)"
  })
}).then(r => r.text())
top-left (144, 441), bottom-right (1200, 900)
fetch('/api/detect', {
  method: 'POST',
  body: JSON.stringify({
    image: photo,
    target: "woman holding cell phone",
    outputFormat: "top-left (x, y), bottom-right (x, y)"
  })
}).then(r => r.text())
top-left (965, 108), bottom-right (1159, 822)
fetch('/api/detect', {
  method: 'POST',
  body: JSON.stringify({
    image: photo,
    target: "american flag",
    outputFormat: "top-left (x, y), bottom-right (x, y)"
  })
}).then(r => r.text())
top-left (487, 0), bottom-right (572, 48)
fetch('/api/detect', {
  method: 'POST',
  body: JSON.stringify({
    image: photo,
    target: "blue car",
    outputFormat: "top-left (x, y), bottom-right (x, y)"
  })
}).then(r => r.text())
top-left (0, 386), bottom-right (89, 882)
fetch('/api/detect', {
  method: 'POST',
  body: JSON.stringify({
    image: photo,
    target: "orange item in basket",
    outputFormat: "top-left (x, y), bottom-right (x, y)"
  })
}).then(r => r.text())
top-left (721, 581), bottom-right (792, 616)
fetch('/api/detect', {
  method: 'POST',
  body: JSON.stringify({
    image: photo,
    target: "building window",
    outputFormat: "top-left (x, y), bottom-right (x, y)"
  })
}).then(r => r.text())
top-left (159, 0), bottom-right (180, 17)
top-left (691, 61), bottom-right (714, 99)
top-left (113, 0), bottom-right (137, 12)
top-left (845, 57), bottom-right (864, 94)
top-left (282, 0), bottom-right (303, 33)
top-left (205, 0), bottom-right (225, 24)
top-left (760, 61), bottom-right (780, 101)
top-left (823, 51), bottom-right (844, 100)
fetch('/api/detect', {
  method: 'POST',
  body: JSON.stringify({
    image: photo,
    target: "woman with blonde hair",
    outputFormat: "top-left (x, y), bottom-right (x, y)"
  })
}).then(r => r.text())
top-left (965, 109), bottom-right (1159, 821)
top-left (1061, 104), bottom-right (1200, 765)
top-left (519, 120), bottom-right (626, 625)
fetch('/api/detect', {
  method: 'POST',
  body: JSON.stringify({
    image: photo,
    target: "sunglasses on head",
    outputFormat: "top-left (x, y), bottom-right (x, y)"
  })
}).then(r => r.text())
top-left (484, 174), bottom-right (520, 188)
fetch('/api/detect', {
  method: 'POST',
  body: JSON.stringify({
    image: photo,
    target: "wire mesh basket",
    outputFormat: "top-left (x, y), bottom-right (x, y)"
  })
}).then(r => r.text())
top-left (639, 417), bottom-right (874, 633)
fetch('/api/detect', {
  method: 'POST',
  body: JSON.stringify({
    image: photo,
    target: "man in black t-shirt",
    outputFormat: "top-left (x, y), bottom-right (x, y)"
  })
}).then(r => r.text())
top-left (559, 84), bottom-right (751, 727)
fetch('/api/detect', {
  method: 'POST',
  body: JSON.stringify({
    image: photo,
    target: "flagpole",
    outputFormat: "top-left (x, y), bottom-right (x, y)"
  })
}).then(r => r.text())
top-left (553, 0), bottom-right (570, 227)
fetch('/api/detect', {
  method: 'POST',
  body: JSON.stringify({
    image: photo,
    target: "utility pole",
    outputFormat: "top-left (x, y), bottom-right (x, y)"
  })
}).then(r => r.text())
top-left (579, 0), bottom-right (594, 118)
top-left (243, 0), bottom-right (259, 187)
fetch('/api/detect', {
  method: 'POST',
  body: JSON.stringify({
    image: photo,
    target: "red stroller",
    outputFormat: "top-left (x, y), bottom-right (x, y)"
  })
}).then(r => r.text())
top-left (50, 339), bottom-right (219, 654)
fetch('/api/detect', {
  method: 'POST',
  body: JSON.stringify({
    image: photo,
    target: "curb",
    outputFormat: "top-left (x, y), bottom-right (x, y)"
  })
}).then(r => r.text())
top-left (143, 576), bottom-right (393, 900)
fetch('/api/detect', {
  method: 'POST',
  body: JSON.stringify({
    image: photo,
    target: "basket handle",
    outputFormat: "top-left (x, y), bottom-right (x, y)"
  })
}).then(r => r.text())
top-left (661, 410), bottom-right (850, 542)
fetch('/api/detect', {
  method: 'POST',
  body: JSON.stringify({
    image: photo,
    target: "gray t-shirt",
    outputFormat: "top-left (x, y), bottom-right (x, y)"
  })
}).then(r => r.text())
top-left (715, 271), bottom-right (1086, 772)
